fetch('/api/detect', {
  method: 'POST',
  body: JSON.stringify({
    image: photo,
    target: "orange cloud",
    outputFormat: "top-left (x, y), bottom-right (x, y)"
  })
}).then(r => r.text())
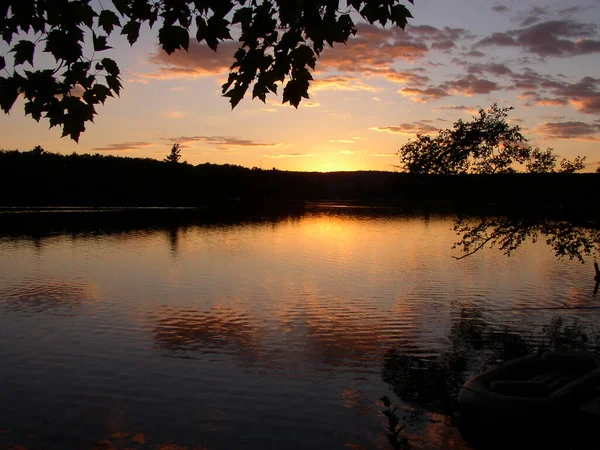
top-left (139, 41), bottom-right (238, 80)
top-left (310, 75), bottom-right (381, 92)
top-left (316, 22), bottom-right (470, 74)
top-left (263, 153), bottom-right (316, 158)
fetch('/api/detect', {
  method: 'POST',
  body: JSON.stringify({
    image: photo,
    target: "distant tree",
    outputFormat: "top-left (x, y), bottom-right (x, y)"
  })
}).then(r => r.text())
top-left (29, 145), bottom-right (46, 155)
top-left (164, 143), bottom-right (182, 164)
top-left (559, 156), bottom-right (586, 174)
top-left (0, 0), bottom-right (415, 141)
top-left (398, 104), bottom-right (585, 175)
top-left (525, 147), bottom-right (556, 174)
top-left (596, 166), bottom-right (600, 174)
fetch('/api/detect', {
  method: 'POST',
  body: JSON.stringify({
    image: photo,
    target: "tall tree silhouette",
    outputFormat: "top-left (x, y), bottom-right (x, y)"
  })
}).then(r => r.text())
top-left (164, 143), bottom-right (182, 164)
top-left (398, 104), bottom-right (585, 175)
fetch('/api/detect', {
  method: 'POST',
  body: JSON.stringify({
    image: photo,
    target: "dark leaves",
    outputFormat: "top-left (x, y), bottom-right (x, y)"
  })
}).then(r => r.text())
top-left (98, 10), bottom-right (120, 35)
top-left (232, 7), bottom-right (252, 28)
top-left (391, 4), bottom-right (413, 29)
top-left (44, 29), bottom-right (83, 63)
top-left (205, 16), bottom-right (232, 51)
top-left (61, 96), bottom-right (96, 142)
top-left (93, 33), bottom-right (112, 52)
top-left (0, 75), bottom-right (22, 113)
top-left (100, 58), bottom-right (119, 77)
top-left (122, 20), bottom-right (141, 45)
top-left (12, 40), bottom-right (35, 66)
top-left (92, 84), bottom-right (113, 104)
top-left (1, 0), bottom-right (416, 138)
top-left (290, 45), bottom-right (316, 70)
top-left (105, 73), bottom-right (122, 96)
top-left (159, 25), bottom-right (190, 54)
top-left (282, 77), bottom-right (310, 108)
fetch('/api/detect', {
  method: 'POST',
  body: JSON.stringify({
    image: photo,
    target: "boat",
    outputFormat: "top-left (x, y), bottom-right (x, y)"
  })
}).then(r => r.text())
top-left (457, 351), bottom-right (600, 449)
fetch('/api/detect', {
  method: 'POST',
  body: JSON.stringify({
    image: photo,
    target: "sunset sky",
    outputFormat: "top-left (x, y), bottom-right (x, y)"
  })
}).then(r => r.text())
top-left (1, 0), bottom-right (600, 172)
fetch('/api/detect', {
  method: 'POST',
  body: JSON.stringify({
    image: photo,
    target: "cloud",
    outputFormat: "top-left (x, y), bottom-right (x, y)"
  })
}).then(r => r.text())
top-left (476, 20), bottom-right (600, 58)
top-left (317, 23), bottom-right (473, 75)
top-left (399, 86), bottom-right (450, 102)
top-left (463, 50), bottom-right (486, 58)
top-left (92, 141), bottom-right (154, 151)
top-left (517, 5), bottom-right (550, 27)
top-left (335, 150), bottom-right (356, 155)
top-left (491, 5), bottom-right (509, 13)
top-left (310, 75), bottom-right (380, 92)
top-left (305, 102), bottom-right (320, 108)
top-left (535, 121), bottom-right (600, 140)
top-left (369, 121), bottom-right (439, 135)
top-left (164, 135), bottom-right (283, 147)
top-left (508, 68), bottom-right (564, 91)
top-left (263, 153), bottom-right (316, 158)
top-left (431, 105), bottom-right (480, 114)
top-left (516, 4), bottom-right (591, 27)
top-left (165, 111), bottom-right (186, 119)
top-left (517, 91), bottom-right (568, 107)
top-left (382, 69), bottom-right (430, 86)
top-left (509, 72), bottom-right (600, 114)
top-left (138, 41), bottom-right (238, 80)
top-left (329, 139), bottom-right (356, 144)
top-left (443, 74), bottom-right (502, 96)
top-left (552, 76), bottom-right (600, 114)
top-left (406, 24), bottom-right (476, 50)
top-left (466, 63), bottom-right (513, 76)
top-left (372, 153), bottom-right (397, 157)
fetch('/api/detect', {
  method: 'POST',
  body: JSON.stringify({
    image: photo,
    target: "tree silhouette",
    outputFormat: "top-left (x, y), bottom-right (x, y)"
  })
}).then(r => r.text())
top-left (398, 104), bottom-right (586, 175)
top-left (164, 143), bottom-right (182, 164)
top-left (0, 0), bottom-right (415, 141)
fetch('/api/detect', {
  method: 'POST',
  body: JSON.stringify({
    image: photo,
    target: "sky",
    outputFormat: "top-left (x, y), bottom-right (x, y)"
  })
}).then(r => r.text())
top-left (1, 0), bottom-right (600, 172)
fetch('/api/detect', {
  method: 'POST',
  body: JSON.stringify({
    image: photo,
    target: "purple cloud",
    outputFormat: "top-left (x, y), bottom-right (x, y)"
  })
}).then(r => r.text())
top-left (92, 141), bottom-right (154, 151)
top-left (535, 121), bottom-right (600, 140)
top-left (369, 121), bottom-right (440, 135)
top-left (477, 20), bottom-right (600, 58)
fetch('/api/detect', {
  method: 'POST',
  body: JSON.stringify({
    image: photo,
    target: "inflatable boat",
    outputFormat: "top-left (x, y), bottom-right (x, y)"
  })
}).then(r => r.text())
top-left (458, 351), bottom-right (600, 448)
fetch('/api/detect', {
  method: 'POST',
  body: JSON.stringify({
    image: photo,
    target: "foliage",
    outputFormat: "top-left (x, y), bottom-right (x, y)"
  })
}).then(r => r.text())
top-left (379, 396), bottom-right (411, 449)
top-left (164, 143), bottom-right (182, 163)
top-left (398, 104), bottom-right (586, 175)
top-left (0, 146), bottom-right (317, 206)
top-left (559, 156), bottom-right (586, 174)
top-left (0, 0), bottom-right (415, 141)
top-left (452, 216), bottom-right (600, 263)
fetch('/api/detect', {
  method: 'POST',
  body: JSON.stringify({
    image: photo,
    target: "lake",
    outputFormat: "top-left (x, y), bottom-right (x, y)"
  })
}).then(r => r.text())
top-left (1, 204), bottom-right (598, 449)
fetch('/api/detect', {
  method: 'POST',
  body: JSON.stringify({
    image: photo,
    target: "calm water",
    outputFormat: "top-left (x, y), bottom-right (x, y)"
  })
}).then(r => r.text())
top-left (1, 205), bottom-right (599, 450)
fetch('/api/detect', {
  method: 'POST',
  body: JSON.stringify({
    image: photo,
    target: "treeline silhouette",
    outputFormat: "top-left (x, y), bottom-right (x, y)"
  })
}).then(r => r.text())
top-left (1, 148), bottom-right (599, 218)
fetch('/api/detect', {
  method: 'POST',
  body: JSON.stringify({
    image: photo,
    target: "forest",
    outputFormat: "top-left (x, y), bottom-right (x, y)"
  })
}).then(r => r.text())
top-left (1, 147), bottom-right (599, 221)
